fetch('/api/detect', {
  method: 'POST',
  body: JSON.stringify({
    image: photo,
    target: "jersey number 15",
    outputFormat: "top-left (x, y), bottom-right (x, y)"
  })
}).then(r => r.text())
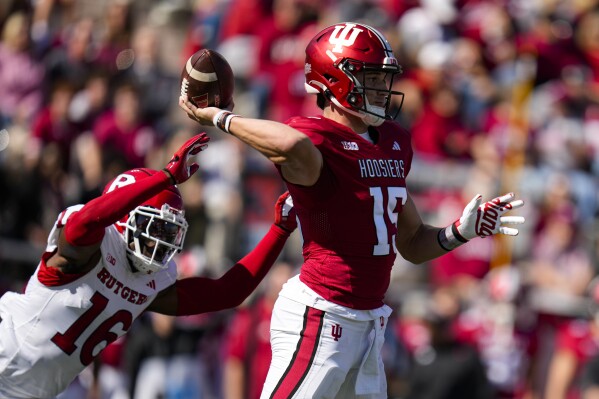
top-left (370, 186), bottom-right (407, 256)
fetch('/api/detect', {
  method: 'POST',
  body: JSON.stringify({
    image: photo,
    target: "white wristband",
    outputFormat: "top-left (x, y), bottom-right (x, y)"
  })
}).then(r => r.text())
top-left (212, 110), bottom-right (239, 134)
top-left (212, 110), bottom-right (230, 128)
top-left (224, 114), bottom-right (238, 133)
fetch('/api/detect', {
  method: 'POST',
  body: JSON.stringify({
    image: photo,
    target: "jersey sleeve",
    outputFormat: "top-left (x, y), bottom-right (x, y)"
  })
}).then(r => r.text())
top-left (47, 205), bottom-right (86, 252)
top-left (63, 171), bottom-right (171, 246)
top-left (276, 117), bottom-right (338, 203)
top-left (175, 225), bottom-right (290, 315)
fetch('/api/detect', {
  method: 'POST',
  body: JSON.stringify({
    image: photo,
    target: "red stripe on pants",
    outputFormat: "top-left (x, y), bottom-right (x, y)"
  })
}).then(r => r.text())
top-left (271, 306), bottom-right (324, 398)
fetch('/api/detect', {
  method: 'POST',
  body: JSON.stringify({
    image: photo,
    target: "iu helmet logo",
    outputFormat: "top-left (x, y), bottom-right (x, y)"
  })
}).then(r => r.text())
top-left (329, 23), bottom-right (363, 53)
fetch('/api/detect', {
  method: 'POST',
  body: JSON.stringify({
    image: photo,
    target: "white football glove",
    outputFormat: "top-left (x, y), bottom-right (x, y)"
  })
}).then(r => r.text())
top-left (439, 193), bottom-right (525, 250)
top-left (456, 192), bottom-right (525, 239)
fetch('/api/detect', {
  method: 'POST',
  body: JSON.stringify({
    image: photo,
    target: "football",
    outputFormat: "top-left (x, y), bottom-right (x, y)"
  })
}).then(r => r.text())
top-left (180, 49), bottom-right (234, 109)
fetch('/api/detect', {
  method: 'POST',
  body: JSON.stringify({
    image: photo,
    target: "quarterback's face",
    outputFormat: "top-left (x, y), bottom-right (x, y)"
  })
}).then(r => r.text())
top-left (358, 71), bottom-right (391, 107)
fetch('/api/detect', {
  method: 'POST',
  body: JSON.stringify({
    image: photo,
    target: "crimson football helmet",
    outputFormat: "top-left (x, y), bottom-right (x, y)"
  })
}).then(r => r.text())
top-left (305, 22), bottom-right (404, 126)
top-left (103, 168), bottom-right (188, 274)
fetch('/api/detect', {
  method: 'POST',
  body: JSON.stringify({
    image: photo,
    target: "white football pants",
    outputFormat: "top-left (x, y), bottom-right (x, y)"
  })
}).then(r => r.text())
top-left (260, 295), bottom-right (388, 399)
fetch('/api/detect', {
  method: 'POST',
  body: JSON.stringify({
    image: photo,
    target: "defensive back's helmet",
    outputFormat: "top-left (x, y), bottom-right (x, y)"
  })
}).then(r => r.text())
top-left (305, 22), bottom-right (404, 126)
top-left (103, 168), bottom-right (188, 274)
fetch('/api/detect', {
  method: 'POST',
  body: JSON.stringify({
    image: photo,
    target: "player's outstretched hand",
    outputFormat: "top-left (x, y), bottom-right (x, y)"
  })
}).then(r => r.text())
top-left (179, 96), bottom-right (234, 126)
top-left (274, 191), bottom-right (297, 233)
top-left (164, 133), bottom-right (210, 184)
top-left (455, 192), bottom-right (525, 240)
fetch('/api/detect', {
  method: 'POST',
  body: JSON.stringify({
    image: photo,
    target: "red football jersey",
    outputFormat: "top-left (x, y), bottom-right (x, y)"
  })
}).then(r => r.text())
top-left (280, 116), bottom-right (413, 310)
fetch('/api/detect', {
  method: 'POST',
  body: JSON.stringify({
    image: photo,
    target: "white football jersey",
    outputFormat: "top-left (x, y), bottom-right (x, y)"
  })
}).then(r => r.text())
top-left (0, 205), bottom-right (177, 398)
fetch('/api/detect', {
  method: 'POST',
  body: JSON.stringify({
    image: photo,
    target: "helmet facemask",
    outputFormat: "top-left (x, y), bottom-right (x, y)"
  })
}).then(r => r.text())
top-left (120, 203), bottom-right (188, 273)
top-left (334, 59), bottom-right (404, 126)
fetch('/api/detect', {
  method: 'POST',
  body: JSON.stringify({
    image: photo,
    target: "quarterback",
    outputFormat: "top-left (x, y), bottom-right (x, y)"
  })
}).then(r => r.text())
top-left (0, 133), bottom-right (297, 398)
top-left (180, 22), bottom-right (525, 398)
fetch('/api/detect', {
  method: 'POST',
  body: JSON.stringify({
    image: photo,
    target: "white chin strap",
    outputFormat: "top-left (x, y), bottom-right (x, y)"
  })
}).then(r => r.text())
top-left (329, 96), bottom-right (385, 127)
top-left (364, 102), bottom-right (386, 126)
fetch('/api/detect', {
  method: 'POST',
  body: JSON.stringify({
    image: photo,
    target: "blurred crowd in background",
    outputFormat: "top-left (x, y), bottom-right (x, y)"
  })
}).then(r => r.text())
top-left (1, 0), bottom-right (599, 398)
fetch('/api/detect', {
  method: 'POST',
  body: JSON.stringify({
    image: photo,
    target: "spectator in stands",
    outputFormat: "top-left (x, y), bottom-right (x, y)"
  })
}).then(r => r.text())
top-left (0, 11), bottom-right (44, 128)
top-left (68, 71), bottom-right (110, 133)
top-left (43, 18), bottom-right (96, 91)
top-left (524, 187), bottom-right (594, 398)
top-left (93, 82), bottom-right (159, 169)
top-left (120, 24), bottom-right (178, 135)
top-left (410, 84), bottom-right (473, 161)
top-left (124, 313), bottom-right (207, 399)
top-left (31, 81), bottom-right (79, 172)
top-left (95, 0), bottom-right (133, 73)
top-left (404, 287), bottom-right (496, 399)
top-left (545, 278), bottom-right (599, 399)
top-left (252, 0), bottom-right (319, 121)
